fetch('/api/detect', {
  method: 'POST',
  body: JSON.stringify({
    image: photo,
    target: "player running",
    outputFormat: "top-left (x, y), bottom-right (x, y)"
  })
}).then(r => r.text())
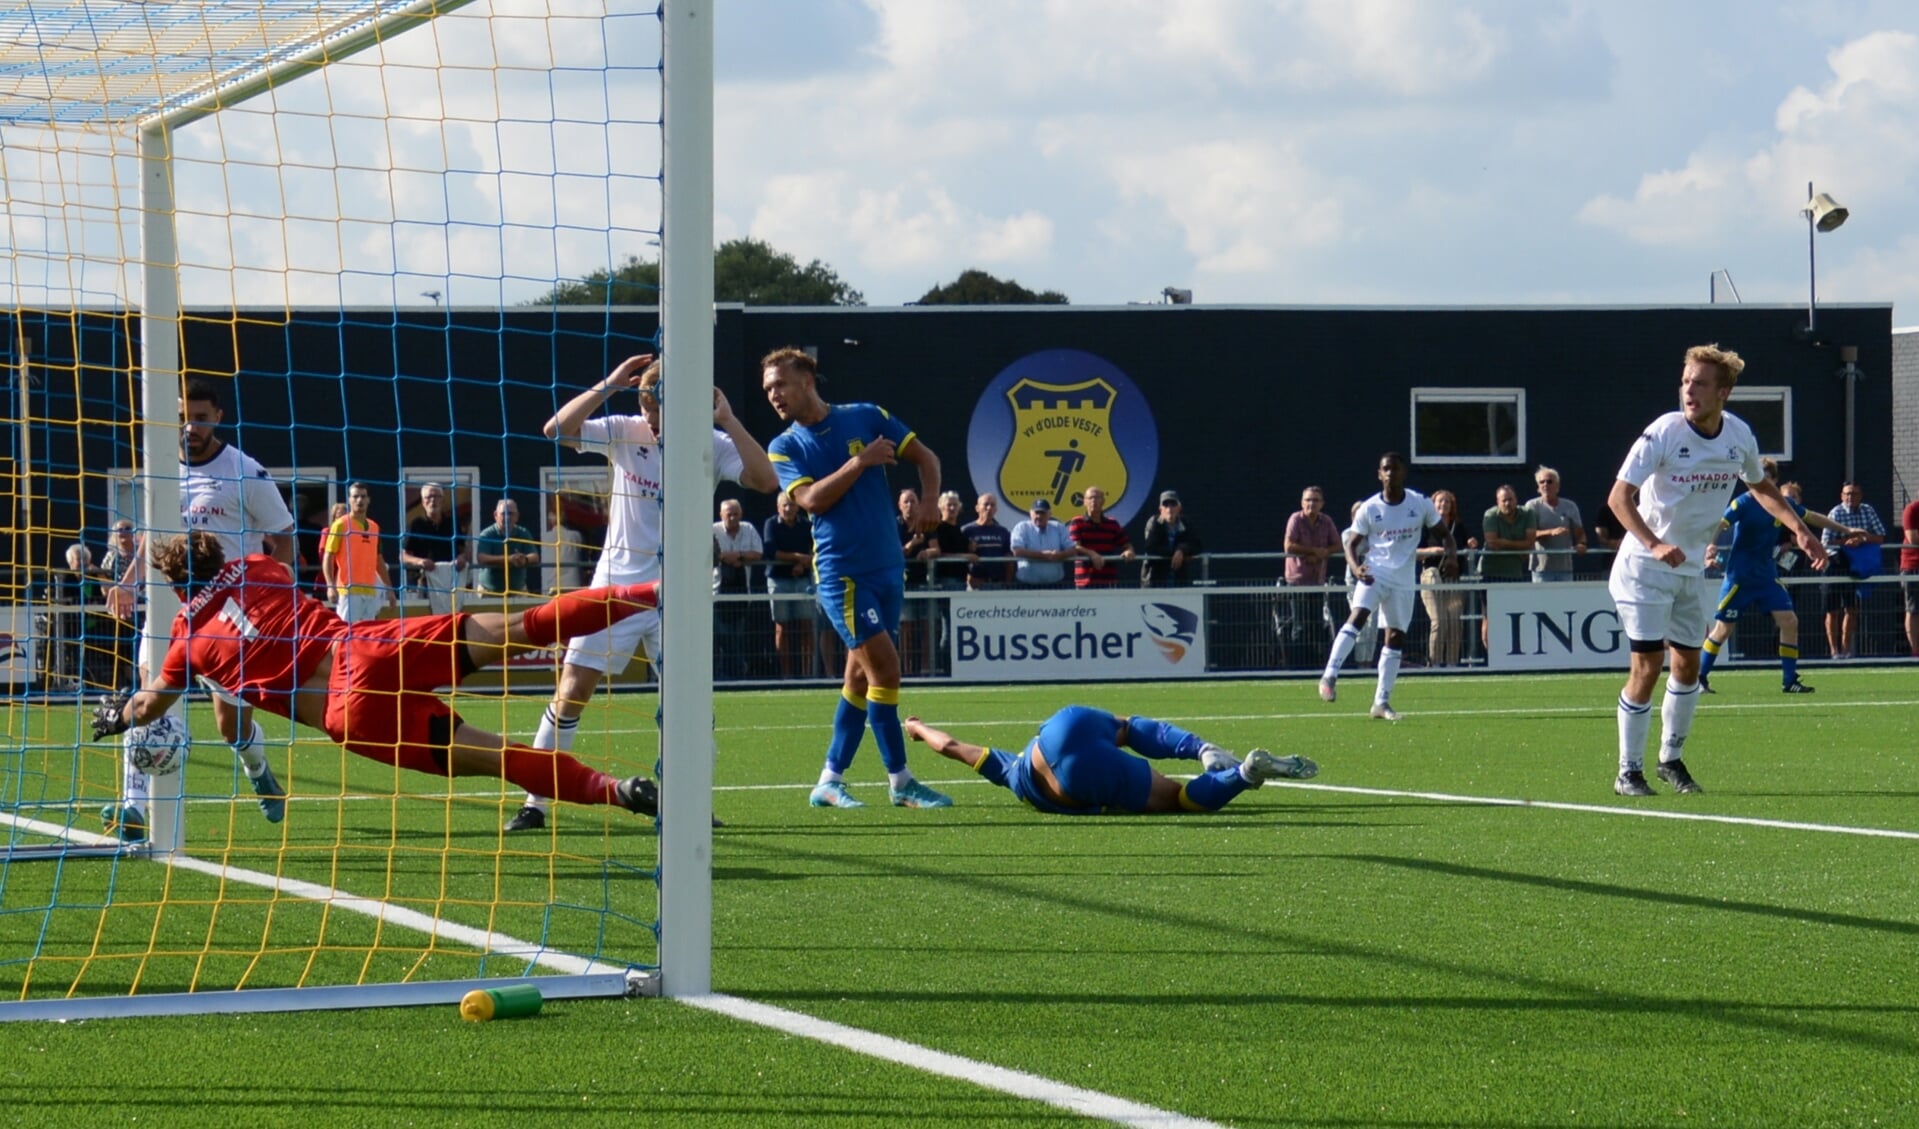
top-left (1607, 345), bottom-right (1825, 797)
top-left (761, 346), bottom-right (951, 809)
top-left (1317, 452), bottom-right (1454, 720)
top-left (504, 353), bottom-right (775, 833)
top-left (94, 532), bottom-right (663, 841)
top-left (1699, 458), bottom-right (1867, 695)
top-left (904, 708), bottom-right (1318, 815)
top-left (104, 376), bottom-right (298, 834)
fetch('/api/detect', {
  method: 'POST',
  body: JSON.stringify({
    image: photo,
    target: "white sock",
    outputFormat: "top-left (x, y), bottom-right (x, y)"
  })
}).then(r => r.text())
top-left (1323, 625), bottom-right (1359, 681)
top-left (886, 770), bottom-right (916, 791)
top-left (525, 705), bottom-right (578, 811)
top-left (817, 767), bottom-right (844, 786)
top-left (122, 757), bottom-right (150, 815)
top-left (231, 720), bottom-right (268, 777)
top-left (1617, 694), bottom-right (1652, 773)
top-left (1660, 679), bottom-right (1701, 764)
top-left (1374, 647), bottom-right (1403, 705)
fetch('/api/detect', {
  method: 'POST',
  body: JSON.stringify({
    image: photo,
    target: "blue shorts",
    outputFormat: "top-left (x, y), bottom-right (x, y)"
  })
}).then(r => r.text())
top-left (1715, 575), bottom-right (1793, 621)
top-left (815, 567), bottom-right (903, 650)
top-left (1034, 706), bottom-right (1153, 813)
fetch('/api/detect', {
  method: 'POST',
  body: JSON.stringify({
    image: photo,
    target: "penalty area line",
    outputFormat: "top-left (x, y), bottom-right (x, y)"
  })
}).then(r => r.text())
top-left (682, 992), bottom-right (1226, 1129)
top-left (1276, 781), bottom-right (1919, 840)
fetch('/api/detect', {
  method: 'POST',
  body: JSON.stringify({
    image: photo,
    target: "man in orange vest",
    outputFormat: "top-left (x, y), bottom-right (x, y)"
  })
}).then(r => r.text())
top-left (322, 481), bottom-right (396, 623)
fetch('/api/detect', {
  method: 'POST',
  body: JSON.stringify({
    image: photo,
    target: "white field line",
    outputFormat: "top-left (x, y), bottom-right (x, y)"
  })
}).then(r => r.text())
top-left (684, 993), bottom-right (1225, 1129)
top-left (0, 810), bottom-right (1217, 1128)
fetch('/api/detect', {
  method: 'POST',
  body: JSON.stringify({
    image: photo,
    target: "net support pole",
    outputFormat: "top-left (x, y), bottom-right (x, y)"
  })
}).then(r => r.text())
top-left (658, 0), bottom-right (716, 999)
top-left (137, 122), bottom-right (186, 857)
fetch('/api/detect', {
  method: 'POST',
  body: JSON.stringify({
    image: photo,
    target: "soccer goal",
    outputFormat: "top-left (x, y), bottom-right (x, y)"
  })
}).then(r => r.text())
top-left (0, 0), bottom-right (717, 1019)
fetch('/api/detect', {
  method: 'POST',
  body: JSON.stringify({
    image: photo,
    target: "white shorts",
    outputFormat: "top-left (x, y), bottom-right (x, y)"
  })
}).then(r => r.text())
top-left (1608, 555), bottom-right (1710, 648)
top-left (335, 592), bottom-right (385, 624)
top-left (563, 562), bottom-right (662, 675)
top-left (1351, 580), bottom-right (1416, 633)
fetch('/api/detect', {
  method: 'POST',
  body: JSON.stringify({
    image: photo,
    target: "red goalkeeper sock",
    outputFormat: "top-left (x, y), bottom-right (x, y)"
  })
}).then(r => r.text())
top-left (501, 744), bottom-right (618, 806)
top-left (519, 582), bottom-right (659, 648)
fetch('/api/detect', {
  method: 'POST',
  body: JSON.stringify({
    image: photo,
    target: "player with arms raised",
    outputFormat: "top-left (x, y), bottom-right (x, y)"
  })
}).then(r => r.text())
top-left (96, 532), bottom-right (664, 829)
top-left (1607, 344), bottom-right (1825, 796)
top-left (1317, 452), bottom-right (1453, 721)
top-left (504, 353), bottom-right (775, 832)
top-left (761, 347), bottom-right (951, 809)
top-left (103, 376), bottom-right (298, 840)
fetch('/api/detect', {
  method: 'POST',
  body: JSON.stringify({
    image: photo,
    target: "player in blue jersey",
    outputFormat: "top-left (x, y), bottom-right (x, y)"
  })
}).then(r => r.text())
top-left (761, 346), bottom-right (952, 809)
top-left (1699, 458), bottom-right (1867, 694)
top-left (903, 708), bottom-right (1318, 814)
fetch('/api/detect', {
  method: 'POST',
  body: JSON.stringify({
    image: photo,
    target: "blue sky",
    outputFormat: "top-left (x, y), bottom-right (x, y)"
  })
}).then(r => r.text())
top-left (712, 1), bottom-right (1919, 321)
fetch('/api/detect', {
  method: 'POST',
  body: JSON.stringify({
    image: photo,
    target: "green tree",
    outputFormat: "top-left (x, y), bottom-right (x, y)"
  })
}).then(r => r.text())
top-left (915, 269), bottom-right (1067, 305)
top-left (531, 238), bottom-right (863, 307)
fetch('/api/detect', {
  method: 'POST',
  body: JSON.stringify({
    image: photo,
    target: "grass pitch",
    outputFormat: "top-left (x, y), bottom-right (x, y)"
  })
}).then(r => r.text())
top-left (5, 667), bottom-right (1919, 1126)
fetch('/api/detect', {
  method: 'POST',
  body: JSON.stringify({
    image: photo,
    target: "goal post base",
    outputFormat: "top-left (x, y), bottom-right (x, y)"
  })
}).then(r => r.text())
top-left (0, 969), bottom-right (656, 1023)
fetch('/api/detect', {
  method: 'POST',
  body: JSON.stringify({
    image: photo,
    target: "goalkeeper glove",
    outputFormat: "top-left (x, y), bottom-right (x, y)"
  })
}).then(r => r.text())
top-left (92, 694), bottom-right (132, 741)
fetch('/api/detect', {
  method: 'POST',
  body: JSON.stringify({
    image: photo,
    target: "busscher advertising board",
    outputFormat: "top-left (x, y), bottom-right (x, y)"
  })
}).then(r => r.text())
top-left (950, 589), bottom-right (1207, 682)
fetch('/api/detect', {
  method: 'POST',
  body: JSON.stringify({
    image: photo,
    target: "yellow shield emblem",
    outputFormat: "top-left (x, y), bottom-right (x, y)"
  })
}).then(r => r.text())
top-left (998, 378), bottom-right (1128, 510)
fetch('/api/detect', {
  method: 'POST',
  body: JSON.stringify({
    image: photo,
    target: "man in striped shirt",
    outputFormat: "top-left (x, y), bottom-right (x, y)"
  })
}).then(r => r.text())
top-left (1068, 485), bottom-right (1133, 588)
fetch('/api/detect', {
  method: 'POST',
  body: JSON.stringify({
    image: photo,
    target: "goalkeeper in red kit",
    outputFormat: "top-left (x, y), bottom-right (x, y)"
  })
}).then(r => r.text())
top-left (95, 531), bottom-right (661, 840)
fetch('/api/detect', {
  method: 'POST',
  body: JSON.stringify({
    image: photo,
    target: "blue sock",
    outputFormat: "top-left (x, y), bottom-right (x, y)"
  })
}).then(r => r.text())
top-left (825, 691), bottom-right (867, 775)
top-left (1781, 643), bottom-right (1799, 686)
top-left (1179, 767), bottom-right (1251, 812)
top-left (866, 688), bottom-right (907, 774)
top-left (1124, 715), bottom-right (1204, 761)
top-left (1699, 637), bottom-right (1721, 679)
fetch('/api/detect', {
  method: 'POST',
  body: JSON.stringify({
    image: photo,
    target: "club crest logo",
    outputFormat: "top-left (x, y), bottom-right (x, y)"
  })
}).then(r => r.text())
top-left (967, 350), bottom-right (1159, 526)
top-left (1140, 602), bottom-right (1199, 664)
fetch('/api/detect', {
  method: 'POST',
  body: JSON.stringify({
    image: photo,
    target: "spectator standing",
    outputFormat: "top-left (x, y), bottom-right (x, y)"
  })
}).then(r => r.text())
top-left (322, 481), bottom-right (396, 623)
top-left (1279, 486), bottom-right (1341, 669)
top-left (763, 489), bottom-right (817, 680)
top-left (474, 498), bottom-right (539, 597)
top-left (1526, 467), bottom-right (1587, 581)
top-left (1140, 490), bottom-right (1202, 587)
top-left (713, 497), bottom-right (763, 681)
top-left (1067, 485), bottom-right (1131, 588)
top-left (962, 493), bottom-right (1014, 590)
top-left (895, 488), bottom-right (933, 675)
top-left (99, 521), bottom-right (140, 595)
top-left (1011, 498), bottom-right (1074, 588)
top-left (1821, 482), bottom-right (1885, 660)
top-left (400, 482), bottom-right (467, 616)
top-left (1480, 485), bottom-right (1537, 654)
top-left (1417, 489), bottom-right (1470, 667)
top-left (924, 491), bottom-right (977, 591)
top-left (1904, 494), bottom-right (1919, 657)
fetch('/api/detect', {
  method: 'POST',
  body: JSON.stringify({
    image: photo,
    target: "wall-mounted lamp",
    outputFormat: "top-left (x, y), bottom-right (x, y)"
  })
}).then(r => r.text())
top-left (1797, 182), bottom-right (1848, 343)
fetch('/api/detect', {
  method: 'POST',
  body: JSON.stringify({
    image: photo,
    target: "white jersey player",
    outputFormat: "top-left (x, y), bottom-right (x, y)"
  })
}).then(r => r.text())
top-left (1318, 452), bottom-right (1453, 720)
top-left (1606, 344), bottom-right (1824, 798)
top-left (506, 353), bottom-right (777, 832)
top-left (101, 376), bottom-right (296, 843)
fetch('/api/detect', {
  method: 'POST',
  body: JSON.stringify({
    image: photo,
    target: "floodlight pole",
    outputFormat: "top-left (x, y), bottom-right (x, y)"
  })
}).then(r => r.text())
top-left (659, 0), bottom-right (716, 1000)
top-left (1804, 181), bottom-right (1819, 339)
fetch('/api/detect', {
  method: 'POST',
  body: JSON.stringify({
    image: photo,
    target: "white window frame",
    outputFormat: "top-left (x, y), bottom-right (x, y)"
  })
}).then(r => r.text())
top-left (540, 464), bottom-right (615, 588)
top-left (262, 467), bottom-right (338, 532)
top-left (1409, 387), bottom-right (1528, 467)
top-left (1729, 385), bottom-right (1793, 461)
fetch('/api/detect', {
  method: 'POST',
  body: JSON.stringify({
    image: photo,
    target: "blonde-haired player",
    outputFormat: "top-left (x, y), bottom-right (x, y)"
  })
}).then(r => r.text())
top-left (1606, 344), bottom-right (1825, 796)
top-left (505, 354), bottom-right (776, 832)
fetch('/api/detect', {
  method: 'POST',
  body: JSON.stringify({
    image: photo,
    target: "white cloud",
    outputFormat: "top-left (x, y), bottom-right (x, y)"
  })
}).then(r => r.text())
top-left (1581, 29), bottom-right (1919, 247)
top-left (751, 171), bottom-right (1054, 275)
top-left (1109, 138), bottom-right (1348, 274)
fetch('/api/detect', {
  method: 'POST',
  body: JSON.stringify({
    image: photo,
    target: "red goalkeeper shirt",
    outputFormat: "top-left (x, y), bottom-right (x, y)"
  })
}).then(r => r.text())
top-left (159, 554), bottom-right (347, 717)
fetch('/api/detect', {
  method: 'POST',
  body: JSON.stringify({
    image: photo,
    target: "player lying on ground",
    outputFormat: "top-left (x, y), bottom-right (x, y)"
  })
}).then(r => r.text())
top-left (903, 706), bottom-right (1318, 814)
top-left (93, 531), bottom-right (662, 841)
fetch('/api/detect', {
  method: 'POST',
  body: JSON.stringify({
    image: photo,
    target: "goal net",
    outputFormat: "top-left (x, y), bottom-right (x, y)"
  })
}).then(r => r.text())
top-left (0, 0), bottom-right (708, 1019)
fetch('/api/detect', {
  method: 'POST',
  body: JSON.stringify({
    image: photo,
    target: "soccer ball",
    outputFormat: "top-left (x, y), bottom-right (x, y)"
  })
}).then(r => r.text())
top-left (123, 714), bottom-right (190, 777)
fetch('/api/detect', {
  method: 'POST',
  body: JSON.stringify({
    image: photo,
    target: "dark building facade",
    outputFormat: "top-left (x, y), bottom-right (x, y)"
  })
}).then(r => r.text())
top-left (4, 302), bottom-right (1896, 586)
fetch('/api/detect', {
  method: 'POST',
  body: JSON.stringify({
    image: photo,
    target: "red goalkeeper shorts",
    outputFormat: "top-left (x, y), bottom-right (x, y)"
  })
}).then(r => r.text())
top-left (322, 613), bottom-right (467, 774)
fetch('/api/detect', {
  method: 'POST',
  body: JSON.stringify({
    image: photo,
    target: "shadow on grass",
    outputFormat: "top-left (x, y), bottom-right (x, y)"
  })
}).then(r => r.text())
top-left (731, 838), bottom-right (1919, 1057)
top-left (1329, 853), bottom-right (1919, 937)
